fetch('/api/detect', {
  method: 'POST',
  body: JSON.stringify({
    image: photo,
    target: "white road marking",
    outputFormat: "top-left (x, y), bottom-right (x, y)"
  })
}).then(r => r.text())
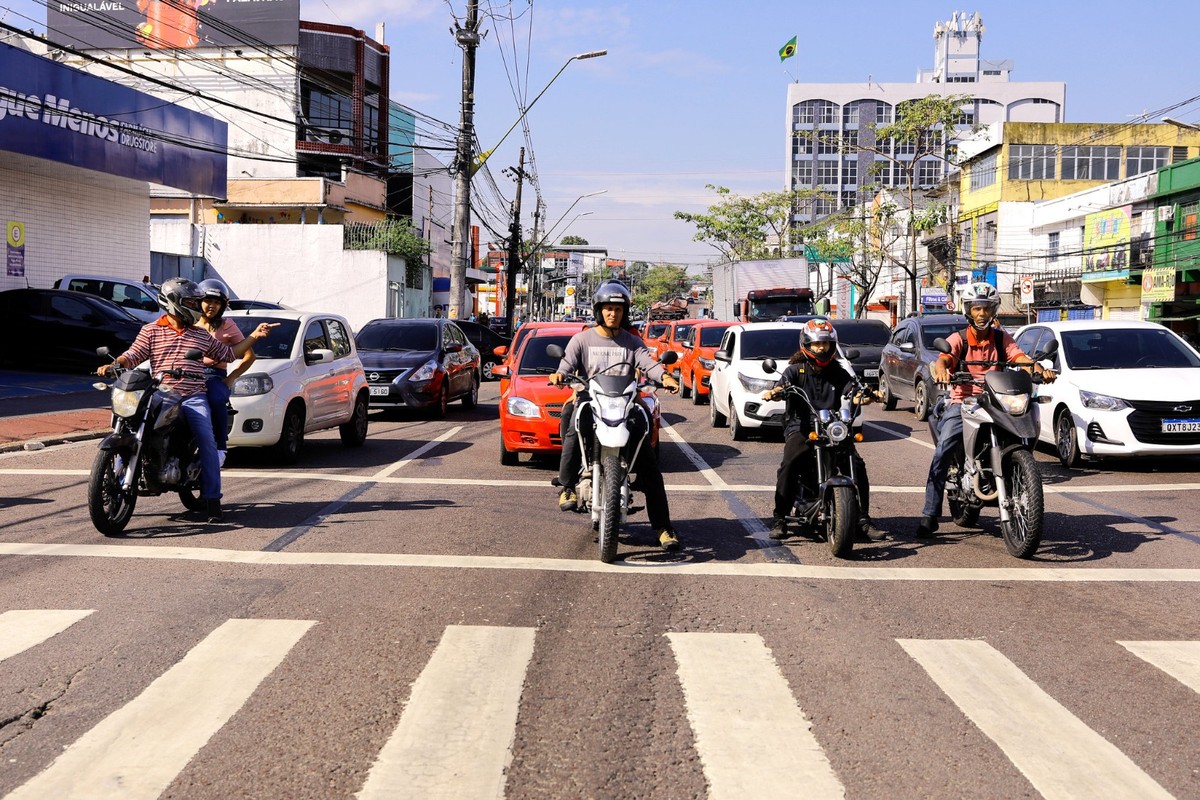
top-left (863, 419), bottom-right (936, 450)
top-left (660, 421), bottom-right (728, 487)
top-left (1119, 641), bottom-right (1200, 693)
top-left (3, 542), bottom-right (1200, 583)
top-left (0, 609), bottom-right (93, 662)
top-left (6, 618), bottom-right (314, 800)
top-left (667, 632), bottom-right (843, 799)
top-left (899, 639), bottom-right (1172, 800)
top-left (371, 426), bottom-right (463, 479)
top-left (357, 625), bottom-right (535, 800)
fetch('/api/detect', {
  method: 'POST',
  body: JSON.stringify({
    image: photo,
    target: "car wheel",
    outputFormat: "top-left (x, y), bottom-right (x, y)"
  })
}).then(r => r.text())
top-left (272, 403), bottom-right (305, 464)
top-left (691, 373), bottom-right (704, 406)
top-left (709, 392), bottom-right (727, 427)
top-left (431, 384), bottom-right (449, 419)
top-left (462, 372), bottom-right (479, 409)
top-left (913, 379), bottom-right (931, 421)
top-left (1055, 408), bottom-right (1081, 468)
top-left (339, 393), bottom-right (369, 447)
top-left (680, 373), bottom-right (692, 399)
top-left (500, 434), bottom-right (518, 466)
top-left (729, 403), bottom-right (746, 441)
top-left (482, 359), bottom-right (498, 381)
top-left (880, 373), bottom-right (897, 410)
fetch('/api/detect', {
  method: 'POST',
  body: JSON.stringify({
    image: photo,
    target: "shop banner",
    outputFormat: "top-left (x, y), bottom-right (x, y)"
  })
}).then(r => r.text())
top-left (1141, 267), bottom-right (1176, 304)
top-left (49, 0), bottom-right (300, 50)
top-left (6, 221), bottom-right (24, 277)
top-left (1082, 207), bottom-right (1131, 283)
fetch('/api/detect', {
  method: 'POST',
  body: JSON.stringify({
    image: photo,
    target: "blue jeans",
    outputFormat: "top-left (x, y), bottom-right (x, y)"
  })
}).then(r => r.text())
top-left (205, 368), bottom-right (230, 449)
top-left (181, 393), bottom-right (221, 500)
top-left (922, 402), bottom-right (963, 518)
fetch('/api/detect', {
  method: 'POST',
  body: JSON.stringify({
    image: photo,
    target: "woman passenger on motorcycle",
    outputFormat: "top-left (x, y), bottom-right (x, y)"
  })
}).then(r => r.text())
top-left (916, 282), bottom-right (1057, 538)
top-left (548, 281), bottom-right (682, 551)
top-left (195, 279), bottom-right (254, 466)
top-left (761, 319), bottom-right (884, 542)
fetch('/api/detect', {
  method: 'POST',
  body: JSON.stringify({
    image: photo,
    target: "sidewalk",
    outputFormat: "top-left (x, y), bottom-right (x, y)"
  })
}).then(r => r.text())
top-left (0, 407), bottom-right (110, 453)
top-left (0, 369), bottom-right (111, 453)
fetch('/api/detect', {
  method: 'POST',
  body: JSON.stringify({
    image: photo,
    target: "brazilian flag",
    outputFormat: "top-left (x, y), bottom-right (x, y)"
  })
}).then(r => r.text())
top-left (779, 35), bottom-right (797, 62)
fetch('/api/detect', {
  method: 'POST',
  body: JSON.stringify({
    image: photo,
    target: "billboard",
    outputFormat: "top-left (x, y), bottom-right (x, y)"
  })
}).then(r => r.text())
top-left (1082, 206), bottom-right (1132, 283)
top-left (49, 0), bottom-right (300, 50)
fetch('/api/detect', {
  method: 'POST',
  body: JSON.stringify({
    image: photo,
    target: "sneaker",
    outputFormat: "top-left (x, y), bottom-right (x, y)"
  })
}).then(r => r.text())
top-left (768, 518), bottom-right (789, 540)
top-left (914, 515), bottom-right (939, 539)
top-left (658, 528), bottom-right (680, 552)
top-left (857, 517), bottom-right (887, 542)
top-left (217, 450), bottom-right (227, 469)
top-left (558, 489), bottom-right (577, 512)
top-left (205, 499), bottom-right (223, 524)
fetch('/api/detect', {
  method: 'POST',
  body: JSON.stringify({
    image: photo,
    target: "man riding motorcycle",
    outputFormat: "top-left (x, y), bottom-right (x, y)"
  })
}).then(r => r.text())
top-left (916, 282), bottom-right (1057, 538)
top-left (548, 281), bottom-right (682, 551)
top-left (761, 319), bottom-right (884, 541)
top-left (96, 277), bottom-right (274, 522)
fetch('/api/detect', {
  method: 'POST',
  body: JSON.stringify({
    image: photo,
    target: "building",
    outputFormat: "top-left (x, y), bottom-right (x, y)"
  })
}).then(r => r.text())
top-left (1146, 158), bottom-right (1200, 342)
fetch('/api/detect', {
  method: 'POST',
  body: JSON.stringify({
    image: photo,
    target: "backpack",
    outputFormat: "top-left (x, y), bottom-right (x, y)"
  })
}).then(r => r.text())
top-left (956, 326), bottom-right (1006, 368)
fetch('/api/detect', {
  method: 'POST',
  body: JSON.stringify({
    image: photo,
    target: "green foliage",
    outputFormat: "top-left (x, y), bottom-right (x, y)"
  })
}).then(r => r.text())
top-left (674, 185), bottom-right (826, 261)
top-left (560, 235), bottom-right (589, 246)
top-left (632, 264), bottom-right (689, 309)
top-left (343, 218), bottom-right (431, 287)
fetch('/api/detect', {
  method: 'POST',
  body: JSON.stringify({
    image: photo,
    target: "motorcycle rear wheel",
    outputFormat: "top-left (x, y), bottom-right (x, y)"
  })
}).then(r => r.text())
top-left (947, 459), bottom-right (980, 527)
top-left (827, 485), bottom-right (857, 559)
top-left (1001, 449), bottom-right (1044, 559)
top-left (598, 455), bottom-right (622, 563)
top-left (88, 449), bottom-right (137, 537)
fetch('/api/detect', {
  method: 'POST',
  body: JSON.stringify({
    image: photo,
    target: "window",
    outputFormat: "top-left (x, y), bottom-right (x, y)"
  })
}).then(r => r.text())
top-left (1008, 144), bottom-right (1056, 180)
top-left (842, 102), bottom-right (860, 126)
top-left (841, 130), bottom-right (858, 152)
top-left (894, 136), bottom-right (916, 155)
top-left (1061, 145), bottom-right (1120, 180)
top-left (842, 158), bottom-right (858, 184)
top-left (969, 152), bottom-right (998, 191)
top-left (918, 159), bottom-right (942, 186)
top-left (1173, 145), bottom-right (1190, 163)
top-left (946, 75), bottom-right (976, 83)
top-left (794, 99), bottom-right (836, 126)
top-left (302, 86), bottom-right (353, 130)
top-left (793, 161), bottom-right (813, 186)
top-left (982, 69), bottom-right (1002, 76)
top-left (840, 190), bottom-right (858, 208)
top-left (1048, 231), bottom-right (1060, 262)
top-left (961, 221), bottom-right (973, 255)
top-left (303, 320), bottom-right (329, 355)
top-left (794, 102), bottom-right (814, 126)
top-left (816, 160), bottom-right (840, 185)
top-left (817, 134), bottom-right (840, 154)
top-left (793, 135), bottom-right (813, 157)
top-left (1126, 146), bottom-right (1168, 177)
top-left (1182, 201), bottom-right (1199, 242)
top-left (326, 320), bottom-right (352, 358)
top-left (816, 100), bottom-right (838, 125)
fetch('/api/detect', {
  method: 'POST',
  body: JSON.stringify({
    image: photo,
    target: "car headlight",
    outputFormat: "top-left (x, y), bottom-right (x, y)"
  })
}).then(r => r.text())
top-left (995, 393), bottom-right (1030, 416)
top-left (231, 375), bottom-right (274, 397)
top-left (410, 358), bottom-right (439, 383)
top-left (505, 396), bottom-right (540, 418)
top-left (1079, 389), bottom-right (1129, 412)
top-left (699, 358), bottom-right (715, 369)
top-left (739, 374), bottom-right (776, 394)
top-left (111, 388), bottom-right (144, 418)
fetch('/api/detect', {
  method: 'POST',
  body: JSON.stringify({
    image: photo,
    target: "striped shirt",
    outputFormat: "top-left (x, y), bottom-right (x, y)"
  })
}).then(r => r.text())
top-left (119, 317), bottom-right (236, 397)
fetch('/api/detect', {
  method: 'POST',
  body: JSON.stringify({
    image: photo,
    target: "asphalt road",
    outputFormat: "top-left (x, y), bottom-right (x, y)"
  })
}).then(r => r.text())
top-left (1, 382), bottom-right (1198, 799)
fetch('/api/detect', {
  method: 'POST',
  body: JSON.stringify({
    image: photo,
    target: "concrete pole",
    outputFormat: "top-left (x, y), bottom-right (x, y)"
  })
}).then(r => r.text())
top-left (504, 147), bottom-right (525, 334)
top-left (448, 0), bottom-right (479, 320)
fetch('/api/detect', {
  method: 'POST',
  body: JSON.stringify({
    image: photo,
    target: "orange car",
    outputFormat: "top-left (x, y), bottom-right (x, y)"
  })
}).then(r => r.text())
top-left (678, 319), bottom-right (735, 405)
top-left (642, 320), bottom-right (670, 348)
top-left (493, 320), bottom-right (588, 395)
top-left (651, 319), bottom-right (698, 379)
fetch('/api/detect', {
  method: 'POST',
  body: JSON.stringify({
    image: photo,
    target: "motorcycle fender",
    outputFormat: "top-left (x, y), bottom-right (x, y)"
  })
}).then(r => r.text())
top-left (994, 409), bottom-right (1040, 440)
top-left (595, 423), bottom-right (630, 449)
top-left (98, 431), bottom-right (137, 452)
top-left (820, 475), bottom-right (856, 495)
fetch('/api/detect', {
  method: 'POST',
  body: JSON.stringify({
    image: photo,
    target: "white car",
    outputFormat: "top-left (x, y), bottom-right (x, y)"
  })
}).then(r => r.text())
top-left (1013, 319), bottom-right (1200, 467)
top-left (708, 322), bottom-right (803, 440)
top-left (226, 310), bottom-right (370, 463)
top-left (54, 274), bottom-right (162, 323)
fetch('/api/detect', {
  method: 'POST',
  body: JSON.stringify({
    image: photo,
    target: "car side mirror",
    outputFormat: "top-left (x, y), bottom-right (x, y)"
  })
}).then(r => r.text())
top-left (444, 343), bottom-right (464, 354)
top-left (96, 346), bottom-right (110, 357)
top-left (899, 341), bottom-right (916, 353)
top-left (491, 364), bottom-right (511, 378)
top-left (493, 345), bottom-right (508, 357)
top-left (714, 349), bottom-right (731, 363)
top-left (305, 348), bottom-right (334, 365)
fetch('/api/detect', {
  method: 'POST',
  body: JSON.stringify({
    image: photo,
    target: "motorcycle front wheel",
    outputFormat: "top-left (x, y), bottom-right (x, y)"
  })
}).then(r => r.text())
top-left (827, 485), bottom-right (857, 559)
top-left (1000, 449), bottom-right (1044, 559)
top-left (88, 449), bottom-right (137, 537)
top-left (598, 454), bottom-right (623, 563)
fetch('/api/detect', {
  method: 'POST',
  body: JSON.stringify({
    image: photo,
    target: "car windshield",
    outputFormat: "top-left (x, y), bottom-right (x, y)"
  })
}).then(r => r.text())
top-left (749, 300), bottom-right (809, 322)
top-left (645, 323), bottom-right (669, 339)
top-left (357, 323), bottom-right (439, 352)
top-left (834, 321), bottom-right (890, 346)
top-left (231, 317), bottom-right (300, 360)
top-left (1060, 327), bottom-right (1200, 370)
top-left (919, 323), bottom-right (966, 349)
top-left (672, 323), bottom-right (695, 342)
top-left (741, 329), bottom-right (802, 359)
top-left (518, 335), bottom-right (573, 375)
top-left (698, 326), bottom-right (731, 347)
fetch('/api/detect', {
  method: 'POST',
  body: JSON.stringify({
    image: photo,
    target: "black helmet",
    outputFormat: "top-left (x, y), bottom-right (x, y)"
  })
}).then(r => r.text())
top-left (197, 279), bottom-right (230, 317)
top-left (157, 277), bottom-right (204, 326)
top-left (592, 280), bottom-right (632, 328)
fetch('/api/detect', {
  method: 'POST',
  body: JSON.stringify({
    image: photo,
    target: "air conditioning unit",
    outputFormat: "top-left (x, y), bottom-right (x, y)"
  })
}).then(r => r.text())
top-left (1158, 206), bottom-right (1175, 223)
top-left (303, 126), bottom-right (353, 146)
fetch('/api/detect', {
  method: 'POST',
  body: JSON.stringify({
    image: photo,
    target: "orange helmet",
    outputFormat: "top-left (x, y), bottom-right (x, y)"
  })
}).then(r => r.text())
top-left (800, 319), bottom-right (838, 367)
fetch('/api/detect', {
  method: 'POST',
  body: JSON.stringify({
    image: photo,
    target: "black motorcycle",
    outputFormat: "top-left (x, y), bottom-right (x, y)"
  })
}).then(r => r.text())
top-left (88, 347), bottom-right (213, 536)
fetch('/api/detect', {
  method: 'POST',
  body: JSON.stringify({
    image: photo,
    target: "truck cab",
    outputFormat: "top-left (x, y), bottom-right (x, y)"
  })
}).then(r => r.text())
top-left (738, 287), bottom-right (815, 322)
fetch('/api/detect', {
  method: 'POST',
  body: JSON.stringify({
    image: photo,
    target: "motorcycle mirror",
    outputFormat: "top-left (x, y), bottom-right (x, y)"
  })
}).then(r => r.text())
top-left (659, 350), bottom-right (678, 366)
top-left (843, 348), bottom-right (860, 361)
top-left (96, 346), bottom-right (110, 357)
top-left (1036, 339), bottom-right (1059, 359)
top-left (762, 357), bottom-right (778, 374)
top-left (932, 337), bottom-right (952, 355)
top-left (546, 344), bottom-right (565, 359)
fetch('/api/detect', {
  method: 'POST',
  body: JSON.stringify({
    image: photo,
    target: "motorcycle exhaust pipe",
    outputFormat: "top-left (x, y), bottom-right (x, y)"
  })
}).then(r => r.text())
top-left (973, 471), bottom-right (999, 502)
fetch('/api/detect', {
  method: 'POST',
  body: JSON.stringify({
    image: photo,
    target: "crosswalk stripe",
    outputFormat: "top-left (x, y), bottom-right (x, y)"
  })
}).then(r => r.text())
top-left (667, 632), bottom-right (844, 799)
top-left (6, 618), bottom-right (315, 800)
top-left (899, 639), bottom-right (1172, 800)
top-left (1119, 641), bottom-right (1200, 693)
top-left (0, 609), bottom-right (93, 663)
top-left (357, 625), bottom-right (536, 800)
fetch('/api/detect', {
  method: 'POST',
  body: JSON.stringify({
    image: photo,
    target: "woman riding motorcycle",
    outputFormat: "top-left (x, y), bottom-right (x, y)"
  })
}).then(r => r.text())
top-left (195, 279), bottom-right (255, 465)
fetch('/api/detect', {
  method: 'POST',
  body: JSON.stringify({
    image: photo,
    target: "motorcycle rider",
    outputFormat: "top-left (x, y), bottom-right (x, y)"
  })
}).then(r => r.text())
top-left (548, 281), bottom-right (683, 551)
top-left (761, 319), bottom-right (884, 542)
top-left (96, 277), bottom-right (275, 523)
top-left (195, 279), bottom-right (255, 467)
top-left (916, 282), bottom-right (1057, 538)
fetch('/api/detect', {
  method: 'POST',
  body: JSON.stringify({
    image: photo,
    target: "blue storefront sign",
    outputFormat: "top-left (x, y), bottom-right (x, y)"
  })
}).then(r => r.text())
top-left (0, 42), bottom-right (227, 198)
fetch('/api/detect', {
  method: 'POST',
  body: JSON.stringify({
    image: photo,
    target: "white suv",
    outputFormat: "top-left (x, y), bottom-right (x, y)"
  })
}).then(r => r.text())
top-left (54, 274), bottom-right (161, 322)
top-left (708, 322), bottom-right (803, 440)
top-left (226, 310), bottom-right (370, 463)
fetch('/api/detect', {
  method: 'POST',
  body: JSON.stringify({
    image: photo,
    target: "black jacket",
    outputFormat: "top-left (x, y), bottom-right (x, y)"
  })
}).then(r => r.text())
top-left (774, 359), bottom-right (856, 438)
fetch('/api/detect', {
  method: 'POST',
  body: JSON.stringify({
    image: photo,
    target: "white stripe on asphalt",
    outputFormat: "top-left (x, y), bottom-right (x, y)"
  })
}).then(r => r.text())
top-left (1119, 641), bottom-right (1200, 693)
top-left (357, 625), bottom-right (535, 800)
top-left (660, 421), bottom-right (729, 487)
top-left (863, 419), bottom-right (936, 450)
top-left (0, 609), bottom-right (93, 662)
top-left (899, 639), bottom-right (1172, 800)
top-left (371, 426), bottom-right (463, 479)
top-left (6, 618), bottom-right (314, 800)
top-left (667, 632), bottom-right (843, 799)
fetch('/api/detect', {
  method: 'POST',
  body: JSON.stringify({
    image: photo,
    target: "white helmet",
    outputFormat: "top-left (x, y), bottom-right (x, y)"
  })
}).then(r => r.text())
top-left (960, 282), bottom-right (999, 330)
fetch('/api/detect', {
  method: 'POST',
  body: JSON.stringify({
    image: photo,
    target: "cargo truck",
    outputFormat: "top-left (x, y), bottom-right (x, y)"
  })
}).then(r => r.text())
top-left (710, 257), bottom-right (813, 322)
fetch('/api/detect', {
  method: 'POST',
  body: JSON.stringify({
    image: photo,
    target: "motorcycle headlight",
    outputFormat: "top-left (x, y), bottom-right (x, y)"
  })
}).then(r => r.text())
top-left (699, 358), bottom-right (715, 370)
top-left (1079, 389), bottom-right (1129, 412)
top-left (995, 393), bottom-right (1031, 416)
top-left (505, 396), bottom-right (540, 418)
top-left (739, 374), bottom-right (776, 394)
top-left (111, 388), bottom-right (144, 418)
top-left (827, 420), bottom-right (849, 443)
top-left (410, 358), bottom-right (439, 383)
top-left (231, 375), bottom-right (274, 397)
top-left (594, 393), bottom-right (629, 424)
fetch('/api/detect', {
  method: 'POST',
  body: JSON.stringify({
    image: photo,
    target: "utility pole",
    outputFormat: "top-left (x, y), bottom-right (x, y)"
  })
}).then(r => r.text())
top-left (527, 201), bottom-right (541, 320)
top-left (448, 0), bottom-right (480, 321)
top-left (504, 146), bottom-right (525, 334)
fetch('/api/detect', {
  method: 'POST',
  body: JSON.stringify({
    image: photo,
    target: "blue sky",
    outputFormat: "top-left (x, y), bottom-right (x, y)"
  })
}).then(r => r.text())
top-left (3, 1), bottom-right (1197, 270)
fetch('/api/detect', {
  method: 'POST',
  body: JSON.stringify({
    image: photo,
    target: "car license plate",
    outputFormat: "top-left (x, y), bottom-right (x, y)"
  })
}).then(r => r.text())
top-left (864, 368), bottom-right (879, 378)
top-left (369, 386), bottom-right (390, 397)
top-left (1162, 418), bottom-right (1200, 433)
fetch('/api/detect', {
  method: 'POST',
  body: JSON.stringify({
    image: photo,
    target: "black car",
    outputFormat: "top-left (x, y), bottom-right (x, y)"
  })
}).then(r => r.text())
top-left (356, 318), bottom-right (481, 417)
top-left (829, 318), bottom-right (891, 388)
top-left (0, 288), bottom-right (143, 370)
top-left (878, 314), bottom-right (969, 420)
top-left (455, 319), bottom-right (512, 381)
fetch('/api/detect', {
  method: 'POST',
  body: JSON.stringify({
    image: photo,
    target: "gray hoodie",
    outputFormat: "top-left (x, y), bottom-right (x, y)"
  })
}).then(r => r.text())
top-left (555, 327), bottom-right (666, 384)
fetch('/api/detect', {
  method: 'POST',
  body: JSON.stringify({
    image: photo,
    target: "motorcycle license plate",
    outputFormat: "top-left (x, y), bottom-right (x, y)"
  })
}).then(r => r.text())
top-left (369, 386), bottom-right (390, 397)
top-left (864, 368), bottom-right (879, 378)
top-left (1162, 418), bottom-right (1200, 433)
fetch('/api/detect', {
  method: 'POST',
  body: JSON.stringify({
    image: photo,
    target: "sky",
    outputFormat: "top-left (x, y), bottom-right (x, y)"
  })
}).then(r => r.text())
top-left (2, 1), bottom-right (1198, 272)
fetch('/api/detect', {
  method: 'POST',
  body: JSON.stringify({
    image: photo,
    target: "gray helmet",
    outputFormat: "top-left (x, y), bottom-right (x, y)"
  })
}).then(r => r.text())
top-left (158, 277), bottom-right (204, 326)
top-left (592, 281), bottom-right (632, 327)
top-left (197, 278), bottom-right (230, 317)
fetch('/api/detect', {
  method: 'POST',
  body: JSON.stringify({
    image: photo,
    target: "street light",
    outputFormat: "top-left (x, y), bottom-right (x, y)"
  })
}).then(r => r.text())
top-left (472, 49), bottom-right (607, 174)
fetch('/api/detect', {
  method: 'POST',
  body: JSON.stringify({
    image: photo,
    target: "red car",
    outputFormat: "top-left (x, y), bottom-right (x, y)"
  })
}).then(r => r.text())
top-left (678, 319), bottom-right (735, 405)
top-left (493, 321), bottom-right (588, 395)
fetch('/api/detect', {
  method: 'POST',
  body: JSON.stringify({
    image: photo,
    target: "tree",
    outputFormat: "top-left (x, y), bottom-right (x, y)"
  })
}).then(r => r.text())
top-left (560, 235), bottom-right (588, 246)
top-left (674, 185), bottom-right (829, 262)
top-left (632, 264), bottom-right (689, 310)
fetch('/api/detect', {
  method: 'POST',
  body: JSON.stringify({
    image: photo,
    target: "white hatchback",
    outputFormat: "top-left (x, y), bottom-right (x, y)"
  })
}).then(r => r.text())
top-left (1013, 319), bottom-right (1200, 467)
top-left (708, 322), bottom-right (802, 440)
top-left (226, 310), bottom-right (370, 463)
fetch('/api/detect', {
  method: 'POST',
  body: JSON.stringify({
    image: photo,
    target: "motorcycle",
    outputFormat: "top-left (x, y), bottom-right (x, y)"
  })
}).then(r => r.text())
top-left (546, 345), bottom-right (676, 563)
top-left (763, 353), bottom-right (873, 559)
top-left (87, 347), bottom-right (212, 536)
top-left (927, 337), bottom-right (1058, 559)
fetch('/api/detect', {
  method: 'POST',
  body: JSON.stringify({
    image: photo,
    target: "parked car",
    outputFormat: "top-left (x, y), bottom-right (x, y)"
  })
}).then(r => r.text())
top-left (678, 319), bottom-right (735, 405)
top-left (878, 314), bottom-right (969, 420)
top-left (356, 318), bottom-right (481, 416)
top-left (650, 319), bottom-right (697, 379)
top-left (455, 319), bottom-right (512, 381)
top-left (1013, 319), bottom-right (1200, 467)
top-left (227, 298), bottom-right (287, 311)
top-left (0, 288), bottom-right (143, 370)
top-left (226, 310), bottom-right (369, 463)
top-left (53, 274), bottom-right (162, 322)
top-left (829, 318), bottom-right (891, 388)
top-left (709, 322), bottom-right (807, 440)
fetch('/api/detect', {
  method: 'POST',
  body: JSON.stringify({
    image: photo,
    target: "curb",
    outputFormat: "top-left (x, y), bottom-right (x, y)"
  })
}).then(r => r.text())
top-left (0, 429), bottom-right (108, 454)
